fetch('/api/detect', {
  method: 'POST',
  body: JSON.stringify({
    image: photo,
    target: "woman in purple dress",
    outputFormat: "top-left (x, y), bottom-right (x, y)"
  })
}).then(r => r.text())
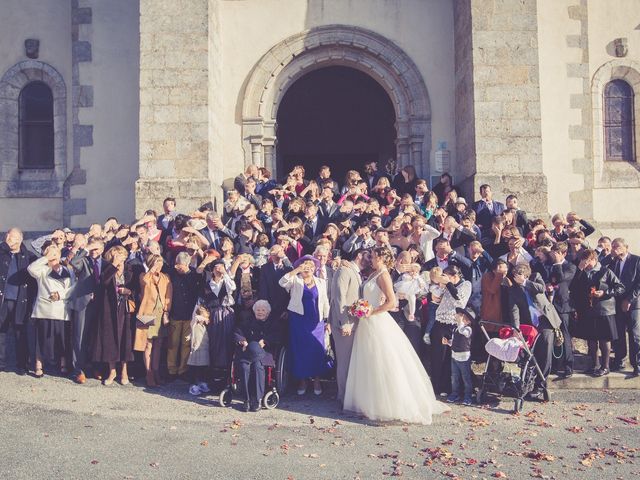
top-left (279, 255), bottom-right (330, 396)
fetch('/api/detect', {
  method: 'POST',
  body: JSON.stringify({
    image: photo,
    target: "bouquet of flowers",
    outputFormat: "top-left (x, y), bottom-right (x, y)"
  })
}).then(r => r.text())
top-left (348, 299), bottom-right (371, 319)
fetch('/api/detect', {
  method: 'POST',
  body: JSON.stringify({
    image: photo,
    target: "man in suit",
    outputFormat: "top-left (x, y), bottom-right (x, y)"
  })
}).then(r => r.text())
top-left (68, 235), bottom-right (104, 383)
top-left (342, 221), bottom-right (376, 256)
top-left (257, 245), bottom-right (293, 320)
top-left (472, 184), bottom-right (506, 239)
top-left (329, 249), bottom-right (371, 406)
top-left (506, 194), bottom-right (529, 235)
top-left (433, 216), bottom-right (476, 256)
top-left (244, 177), bottom-right (263, 210)
top-left (509, 263), bottom-right (562, 397)
top-left (316, 165), bottom-right (340, 197)
top-left (548, 241), bottom-right (577, 377)
top-left (303, 202), bottom-right (325, 244)
top-left (423, 239), bottom-right (473, 280)
top-left (199, 211), bottom-right (236, 251)
top-left (0, 228), bottom-right (36, 374)
top-left (318, 184), bottom-right (339, 221)
top-left (234, 164), bottom-right (258, 196)
top-left (157, 197), bottom-right (176, 247)
top-left (362, 161), bottom-right (389, 191)
top-left (609, 238), bottom-right (640, 376)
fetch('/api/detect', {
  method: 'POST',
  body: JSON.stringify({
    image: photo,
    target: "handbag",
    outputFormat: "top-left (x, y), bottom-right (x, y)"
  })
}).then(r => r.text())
top-left (126, 298), bottom-right (136, 314)
top-left (136, 313), bottom-right (156, 326)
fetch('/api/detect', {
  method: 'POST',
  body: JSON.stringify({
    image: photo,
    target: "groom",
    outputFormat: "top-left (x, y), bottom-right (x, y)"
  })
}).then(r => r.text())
top-left (329, 248), bottom-right (371, 406)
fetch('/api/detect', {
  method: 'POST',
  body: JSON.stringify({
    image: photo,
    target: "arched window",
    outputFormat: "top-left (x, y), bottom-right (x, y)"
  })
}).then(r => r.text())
top-left (19, 81), bottom-right (54, 169)
top-left (604, 79), bottom-right (635, 162)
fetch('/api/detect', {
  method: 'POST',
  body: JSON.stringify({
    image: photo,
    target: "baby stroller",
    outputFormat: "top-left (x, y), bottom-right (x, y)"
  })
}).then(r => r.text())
top-left (218, 345), bottom-right (289, 410)
top-left (477, 321), bottom-right (549, 413)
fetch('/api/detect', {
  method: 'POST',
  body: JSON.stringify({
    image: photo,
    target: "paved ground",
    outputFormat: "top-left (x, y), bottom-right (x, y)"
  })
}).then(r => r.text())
top-left (0, 371), bottom-right (638, 480)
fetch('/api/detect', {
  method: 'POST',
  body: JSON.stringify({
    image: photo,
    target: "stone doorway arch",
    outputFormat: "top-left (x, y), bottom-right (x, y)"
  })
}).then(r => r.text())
top-left (241, 25), bottom-right (431, 179)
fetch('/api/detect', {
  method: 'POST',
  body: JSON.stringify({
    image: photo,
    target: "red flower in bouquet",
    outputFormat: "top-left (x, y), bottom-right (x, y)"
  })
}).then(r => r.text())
top-left (348, 299), bottom-right (371, 318)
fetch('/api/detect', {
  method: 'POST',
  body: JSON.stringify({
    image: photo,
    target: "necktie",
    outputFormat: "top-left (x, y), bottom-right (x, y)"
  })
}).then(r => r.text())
top-left (93, 259), bottom-right (100, 282)
top-left (614, 260), bottom-right (622, 278)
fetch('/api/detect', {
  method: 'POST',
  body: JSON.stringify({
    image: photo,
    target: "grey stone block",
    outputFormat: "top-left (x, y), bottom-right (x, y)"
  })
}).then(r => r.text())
top-left (72, 7), bottom-right (92, 25)
top-left (73, 125), bottom-right (93, 147)
top-left (73, 85), bottom-right (93, 107)
top-left (72, 41), bottom-right (92, 63)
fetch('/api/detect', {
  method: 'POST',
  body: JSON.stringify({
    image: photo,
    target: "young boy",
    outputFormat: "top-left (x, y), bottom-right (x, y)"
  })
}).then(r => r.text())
top-left (443, 307), bottom-right (475, 406)
top-left (422, 266), bottom-right (445, 345)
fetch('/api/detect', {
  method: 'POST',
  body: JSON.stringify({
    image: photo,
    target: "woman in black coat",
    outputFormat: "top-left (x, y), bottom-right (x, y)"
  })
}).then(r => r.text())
top-left (570, 249), bottom-right (625, 377)
top-left (92, 246), bottom-right (135, 385)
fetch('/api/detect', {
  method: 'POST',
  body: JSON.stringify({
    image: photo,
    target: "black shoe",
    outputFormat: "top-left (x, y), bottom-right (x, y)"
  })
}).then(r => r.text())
top-left (563, 370), bottom-right (573, 378)
top-left (610, 363), bottom-right (623, 372)
top-left (526, 389), bottom-right (543, 400)
top-left (593, 368), bottom-right (610, 377)
top-left (243, 401), bottom-right (250, 412)
top-left (630, 369), bottom-right (639, 378)
top-left (16, 368), bottom-right (27, 376)
top-left (250, 403), bottom-right (261, 412)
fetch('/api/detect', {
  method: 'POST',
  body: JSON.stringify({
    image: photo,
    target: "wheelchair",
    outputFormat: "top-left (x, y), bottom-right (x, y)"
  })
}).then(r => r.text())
top-left (218, 344), bottom-right (289, 410)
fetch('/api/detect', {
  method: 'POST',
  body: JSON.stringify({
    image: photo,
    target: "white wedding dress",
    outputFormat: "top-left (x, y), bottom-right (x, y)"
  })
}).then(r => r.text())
top-left (343, 270), bottom-right (450, 424)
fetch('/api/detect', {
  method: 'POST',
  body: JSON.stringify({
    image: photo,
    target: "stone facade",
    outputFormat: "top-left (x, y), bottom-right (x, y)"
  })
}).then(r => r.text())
top-left (1, 0), bottom-right (640, 246)
top-left (454, 0), bottom-right (548, 217)
top-left (136, 0), bottom-right (212, 217)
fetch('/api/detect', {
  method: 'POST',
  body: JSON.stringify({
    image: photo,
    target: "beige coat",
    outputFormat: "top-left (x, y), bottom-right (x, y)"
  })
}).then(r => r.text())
top-left (28, 256), bottom-right (75, 320)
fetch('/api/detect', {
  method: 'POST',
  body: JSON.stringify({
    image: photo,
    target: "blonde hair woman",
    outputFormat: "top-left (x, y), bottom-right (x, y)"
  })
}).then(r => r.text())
top-left (134, 254), bottom-right (172, 387)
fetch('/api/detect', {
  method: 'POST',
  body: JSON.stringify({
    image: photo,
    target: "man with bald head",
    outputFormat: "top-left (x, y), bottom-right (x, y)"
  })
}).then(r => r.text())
top-left (0, 228), bottom-right (36, 374)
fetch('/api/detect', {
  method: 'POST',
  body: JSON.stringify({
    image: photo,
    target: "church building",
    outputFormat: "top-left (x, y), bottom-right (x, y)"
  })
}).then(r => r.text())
top-left (1, 0), bottom-right (639, 244)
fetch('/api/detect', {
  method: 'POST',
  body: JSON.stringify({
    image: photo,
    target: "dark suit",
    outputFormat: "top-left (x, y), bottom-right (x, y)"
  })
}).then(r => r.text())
top-left (258, 261), bottom-right (292, 319)
top-left (245, 192), bottom-right (263, 209)
top-left (549, 260), bottom-right (577, 373)
top-left (423, 251), bottom-right (473, 280)
top-left (199, 226), bottom-right (234, 251)
top-left (508, 273), bottom-right (562, 382)
top-left (234, 312), bottom-right (284, 406)
top-left (433, 228), bottom-right (476, 257)
top-left (472, 199), bottom-right (506, 237)
top-left (0, 242), bottom-right (36, 371)
top-left (68, 250), bottom-right (99, 374)
top-left (609, 253), bottom-right (640, 370)
top-left (304, 216), bottom-right (326, 244)
top-left (318, 201), bottom-right (339, 221)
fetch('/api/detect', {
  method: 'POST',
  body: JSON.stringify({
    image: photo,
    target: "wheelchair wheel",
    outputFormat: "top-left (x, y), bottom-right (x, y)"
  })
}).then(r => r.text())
top-left (218, 388), bottom-right (233, 407)
top-left (263, 390), bottom-right (280, 410)
top-left (276, 347), bottom-right (289, 394)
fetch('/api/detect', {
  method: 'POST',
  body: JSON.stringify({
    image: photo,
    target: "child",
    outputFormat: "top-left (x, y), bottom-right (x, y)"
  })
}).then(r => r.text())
top-left (422, 266), bottom-right (445, 345)
top-left (442, 307), bottom-right (475, 406)
top-left (253, 233), bottom-right (270, 268)
top-left (187, 305), bottom-right (211, 396)
top-left (394, 263), bottom-right (427, 322)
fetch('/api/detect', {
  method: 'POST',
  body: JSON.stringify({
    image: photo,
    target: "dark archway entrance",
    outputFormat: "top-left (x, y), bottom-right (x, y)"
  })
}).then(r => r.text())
top-left (276, 66), bottom-right (396, 183)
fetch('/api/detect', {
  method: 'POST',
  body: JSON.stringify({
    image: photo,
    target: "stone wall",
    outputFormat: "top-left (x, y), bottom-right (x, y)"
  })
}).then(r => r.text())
top-left (454, 0), bottom-right (548, 217)
top-left (136, 0), bottom-right (211, 217)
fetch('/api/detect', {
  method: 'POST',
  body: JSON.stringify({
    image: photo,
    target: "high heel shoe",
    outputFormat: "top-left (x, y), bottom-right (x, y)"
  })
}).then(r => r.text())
top-left (103, 373), bottom-right (117, 386)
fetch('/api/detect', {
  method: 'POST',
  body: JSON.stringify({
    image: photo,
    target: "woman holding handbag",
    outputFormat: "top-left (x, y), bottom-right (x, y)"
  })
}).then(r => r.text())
top-left (92, 245), bottom-right (135, 385)
top-left (134, 254), bottom-right (173, 387)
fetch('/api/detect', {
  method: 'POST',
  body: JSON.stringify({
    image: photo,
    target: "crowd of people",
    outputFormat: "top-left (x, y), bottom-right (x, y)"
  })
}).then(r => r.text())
top-left (0, 160), bottom-right (639, 416)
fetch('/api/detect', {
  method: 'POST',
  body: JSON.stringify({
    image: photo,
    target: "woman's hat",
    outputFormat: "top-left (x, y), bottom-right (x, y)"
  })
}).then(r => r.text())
top-left (293, 254), bottom-right (321, 270)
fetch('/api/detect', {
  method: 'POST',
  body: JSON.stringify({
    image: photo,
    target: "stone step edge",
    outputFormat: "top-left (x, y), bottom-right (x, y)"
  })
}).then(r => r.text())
top-left (546, 372), bottom-right (640, 389)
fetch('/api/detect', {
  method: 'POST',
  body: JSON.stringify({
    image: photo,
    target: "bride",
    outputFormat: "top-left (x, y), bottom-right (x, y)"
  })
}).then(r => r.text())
top-left (343, 246), bottom-right (449, 424)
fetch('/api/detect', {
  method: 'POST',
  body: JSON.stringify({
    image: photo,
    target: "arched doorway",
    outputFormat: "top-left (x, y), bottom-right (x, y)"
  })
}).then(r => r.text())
top-left (276, 66), bottom-right (396, 182)
top-left (241, 25), bottom-right (431, 180)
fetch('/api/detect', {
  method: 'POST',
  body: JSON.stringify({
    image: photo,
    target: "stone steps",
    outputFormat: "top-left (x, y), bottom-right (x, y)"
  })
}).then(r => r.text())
top-left (547, 371), bottom-right (640, 389)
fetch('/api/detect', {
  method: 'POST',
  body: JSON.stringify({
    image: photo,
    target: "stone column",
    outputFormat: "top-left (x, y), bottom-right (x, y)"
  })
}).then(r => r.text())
top-left (136, 0), bottom-right (211, 217)
top-left (454, 0), bottom-right (548, 217)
